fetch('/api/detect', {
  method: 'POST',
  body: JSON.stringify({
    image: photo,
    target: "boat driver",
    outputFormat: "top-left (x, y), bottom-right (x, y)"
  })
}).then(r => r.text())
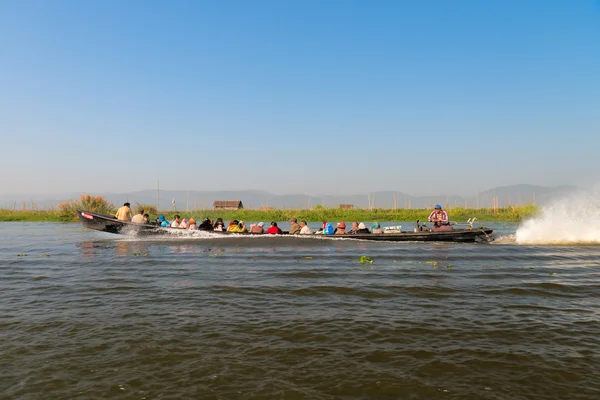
top-left (428, 204), bottom-right (449, 227)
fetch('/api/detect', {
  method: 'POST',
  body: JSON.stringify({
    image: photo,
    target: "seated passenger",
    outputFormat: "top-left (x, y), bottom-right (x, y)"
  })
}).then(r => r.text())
top-left (334, 222), bottom-right (347, 235)
top-left (187, 218), bottom-right (197, 230)
top-left (356, 222), bottom-right (370, 234)
top-left (348, 221), bottom-right (359, 234)
top-left (131, 208), bottom-right (145, 223)
top-left (213, 218), bottom-right (226, 231)
top-left (316, 221), bottom-right (334, 234)
top-left (180, 218), bottom-right (188, 229)
top-left (142, 214), bottom-right (150, 224)
top-left (289, 218), bottom-right (301, 234)
top-left (267, 221), bottom-right (283, 234)
top-left (227, 220), bottom-right (240, 232)
top-left (428, 204), bottom-right (449, 227)
top-left (371, 222), bottom-right (384, 234)
top-left (322, 222), bottom-right (334, 235)
top-left (315, 221), bottom-right (326, 234)
top-left (198, 218), bottom-right (214, 231)
top-left (299, 221), bottom-right (312, 234)
top-left (229, 221), bottom-right (247, 233)
top-left (250, 222), bottom-right (265, 233)
top-left (171, 215), bottom-right (182, 228)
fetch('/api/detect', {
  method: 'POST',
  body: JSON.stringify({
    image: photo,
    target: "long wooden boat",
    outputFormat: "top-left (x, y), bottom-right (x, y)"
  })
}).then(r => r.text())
top-left (77, 210), bottom-right (493, 243)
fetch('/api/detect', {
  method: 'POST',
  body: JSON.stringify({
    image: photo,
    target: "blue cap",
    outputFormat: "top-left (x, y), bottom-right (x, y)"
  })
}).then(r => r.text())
top-left (158, 215), bottom-right (165, 221)
top-left (435, 204), bottom-right (442, 209)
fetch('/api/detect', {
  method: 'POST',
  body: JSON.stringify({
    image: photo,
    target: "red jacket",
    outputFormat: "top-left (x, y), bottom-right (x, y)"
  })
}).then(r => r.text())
top-left (267, 226), bottom-right (282, 234)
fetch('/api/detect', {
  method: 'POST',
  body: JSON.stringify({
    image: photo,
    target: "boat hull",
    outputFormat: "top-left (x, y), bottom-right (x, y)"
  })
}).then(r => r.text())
top-left (77, 210), bottom-right (493, 242)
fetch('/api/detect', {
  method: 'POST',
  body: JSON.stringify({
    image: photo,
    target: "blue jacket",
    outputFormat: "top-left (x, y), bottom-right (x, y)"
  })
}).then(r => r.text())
top-left (323, 223), bottom-right (334, 235)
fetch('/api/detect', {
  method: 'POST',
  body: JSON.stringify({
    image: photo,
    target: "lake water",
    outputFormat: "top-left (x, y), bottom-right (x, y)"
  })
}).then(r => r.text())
top-left (1, 222), bottom-right (600, 399)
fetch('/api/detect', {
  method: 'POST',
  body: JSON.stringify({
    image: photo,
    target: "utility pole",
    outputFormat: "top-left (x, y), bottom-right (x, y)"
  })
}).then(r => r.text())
top-left (157, 180), bottom-right (160, 211)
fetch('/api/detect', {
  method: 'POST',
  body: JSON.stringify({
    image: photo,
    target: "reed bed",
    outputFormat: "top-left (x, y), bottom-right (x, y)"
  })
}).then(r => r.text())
top-left (0, 205), bottom-right (538, 223)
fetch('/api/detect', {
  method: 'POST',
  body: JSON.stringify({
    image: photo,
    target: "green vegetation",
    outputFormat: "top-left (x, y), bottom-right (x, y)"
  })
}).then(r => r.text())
top-left (57, 194), bottom-right (114, 220)
top-left (0, 209), bottom-right (65, 222)
top-left (184, 205), bottom-right (538, 223)
top-left (0, 203), bottom-right (539, 223)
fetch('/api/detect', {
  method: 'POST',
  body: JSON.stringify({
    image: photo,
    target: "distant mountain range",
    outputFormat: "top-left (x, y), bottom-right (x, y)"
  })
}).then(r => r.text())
top-left (0, 184), bottom-right (579, 210)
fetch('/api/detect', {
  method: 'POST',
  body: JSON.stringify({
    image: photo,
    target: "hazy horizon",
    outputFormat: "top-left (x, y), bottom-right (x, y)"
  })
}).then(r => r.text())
top-left (0, 183), bottom-right (580, 200)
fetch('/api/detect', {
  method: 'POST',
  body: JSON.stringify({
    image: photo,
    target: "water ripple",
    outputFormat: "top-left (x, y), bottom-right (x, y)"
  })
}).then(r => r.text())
top-left (1, 223), bottom-right (600, 399)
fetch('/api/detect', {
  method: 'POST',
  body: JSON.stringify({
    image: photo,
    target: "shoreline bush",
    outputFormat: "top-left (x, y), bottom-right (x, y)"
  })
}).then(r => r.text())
top-left (57, 195), bottom-right (115, 221)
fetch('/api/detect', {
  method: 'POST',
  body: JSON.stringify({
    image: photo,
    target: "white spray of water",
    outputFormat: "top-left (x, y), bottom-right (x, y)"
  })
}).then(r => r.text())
top-left (516, 188), bottom-right (600, 245)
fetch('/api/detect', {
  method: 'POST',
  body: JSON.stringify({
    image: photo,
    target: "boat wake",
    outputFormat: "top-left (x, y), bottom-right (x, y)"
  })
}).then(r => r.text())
top-left (516, 188), bottom-right (600, 245)
top-left (491, 234), bottom-right (516, 245)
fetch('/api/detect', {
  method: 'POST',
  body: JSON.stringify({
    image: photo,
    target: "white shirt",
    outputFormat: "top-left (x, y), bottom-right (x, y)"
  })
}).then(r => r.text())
top-left (171, 221), bottom-right (180, 228)
top-left (300, 225), bottom-right (313, 234)
top-left (131, 214), bottom-right (145, 223)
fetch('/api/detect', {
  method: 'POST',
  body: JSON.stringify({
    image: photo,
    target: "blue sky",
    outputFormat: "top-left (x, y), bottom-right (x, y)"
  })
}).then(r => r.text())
top-left (1, 0), bottom-right (598, 196)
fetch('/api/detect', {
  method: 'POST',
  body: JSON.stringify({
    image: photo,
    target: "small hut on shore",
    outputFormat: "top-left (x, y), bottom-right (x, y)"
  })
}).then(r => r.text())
top-left (339, 204), bottom-right (354, 209)
top-left (213, 200), bottom-right (244, 210)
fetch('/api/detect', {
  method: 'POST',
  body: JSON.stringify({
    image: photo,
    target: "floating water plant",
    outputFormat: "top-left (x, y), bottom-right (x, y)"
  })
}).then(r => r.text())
top-left (359, 256), bottom-right (373, 264)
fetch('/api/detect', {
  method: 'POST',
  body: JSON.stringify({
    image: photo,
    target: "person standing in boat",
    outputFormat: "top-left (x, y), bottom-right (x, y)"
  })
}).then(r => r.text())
top-left (115, 202), bottom-right (132, 221)
top-left (289, 218), bottom-right (301, 234)
top-left (428, 204), bottom-right (449, 227)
